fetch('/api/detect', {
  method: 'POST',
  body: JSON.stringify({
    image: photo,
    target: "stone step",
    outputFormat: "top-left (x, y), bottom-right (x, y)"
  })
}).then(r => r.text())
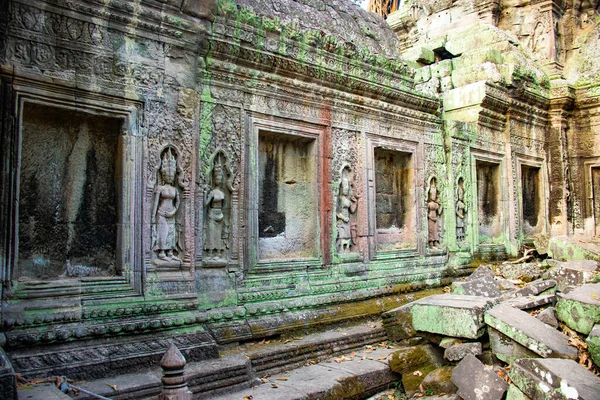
top-left (68, 322), bottom-right (391, 400)
top-left (210, 347), bottom-right (398, 400)
top-left (245, 324), bottom-right (387, 375)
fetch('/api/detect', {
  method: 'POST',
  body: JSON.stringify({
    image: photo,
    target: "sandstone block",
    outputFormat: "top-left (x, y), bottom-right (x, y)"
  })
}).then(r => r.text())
top-left (509, 358), bottom-right (600, 400)
top-left (452, 275), bottom-right (501, 298)
top-left (382, 303), bottom-right (416, 341)
top-left (487, 327), bottom-right (538, 364)
top-left (503, 294), bottom-right (556, 310)
top-left (444, 342), bottom-right (482, 361)
top-left (411, 294), bottom-right (496, 339)
top-left (545, 260), bottom-right (599, 291)
top-left (484, 304), bottom-right (577, 360)
top-left (387, 344), bottom-right (444, 375)
top-left (451, 354), bottom-right (508, 400)
top-left (586, 324), bottom-right (600, 367)
top-left (421, 366), bottom-right (458, 395)
top-left (555, 283), bottom-right (600, 335)
top-left (513, 279), bottom-right (557, 297)
top-left (505, 384), bottom-right (531, 400)
top-left (536, 307), bottom-right (559, 328)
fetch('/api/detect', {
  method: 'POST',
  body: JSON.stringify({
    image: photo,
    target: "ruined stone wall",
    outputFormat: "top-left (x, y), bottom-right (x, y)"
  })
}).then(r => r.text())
top-left (0, 0), bottom-right (460, 379)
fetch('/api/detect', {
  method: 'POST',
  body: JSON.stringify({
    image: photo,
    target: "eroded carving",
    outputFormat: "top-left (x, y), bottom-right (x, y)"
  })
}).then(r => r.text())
top-left (456, 177), bottom-right (467, 242)
top-left (204, 151), bottom-right (234, 266)
top-left (336, 166), bottom-right (359, 253)
top-left (427, 177), bottom-right (442, 248)
top-left (152, 147), bottom-right (184, 268)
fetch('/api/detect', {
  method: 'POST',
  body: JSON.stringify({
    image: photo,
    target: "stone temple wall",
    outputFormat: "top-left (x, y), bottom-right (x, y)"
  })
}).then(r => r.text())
top-left (0, 0), bottom-right (598, 381)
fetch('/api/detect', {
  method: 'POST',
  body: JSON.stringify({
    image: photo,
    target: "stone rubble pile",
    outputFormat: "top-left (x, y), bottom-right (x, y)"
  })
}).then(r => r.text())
top-left (382, 261), bottom-right (600, 399)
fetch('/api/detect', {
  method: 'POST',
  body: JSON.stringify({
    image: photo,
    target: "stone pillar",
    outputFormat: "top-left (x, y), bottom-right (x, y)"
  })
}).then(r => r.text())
top-left (548, 92), bottom-right (574, 236)
top-left (159, 344), bottom-right (192, 400)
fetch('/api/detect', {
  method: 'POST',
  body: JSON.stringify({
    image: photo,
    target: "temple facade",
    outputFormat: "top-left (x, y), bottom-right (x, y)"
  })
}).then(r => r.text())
top-left (0, 0), bottom-right (599, 388)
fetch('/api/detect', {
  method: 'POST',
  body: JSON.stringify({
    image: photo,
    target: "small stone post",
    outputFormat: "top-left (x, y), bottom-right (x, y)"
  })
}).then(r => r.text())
top-left (159, 344), bottom-right (192, 400)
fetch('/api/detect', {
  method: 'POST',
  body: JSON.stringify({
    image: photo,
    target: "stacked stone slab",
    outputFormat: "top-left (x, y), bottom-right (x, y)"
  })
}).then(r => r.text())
top-left (383, 262), bottom-right (600, 398)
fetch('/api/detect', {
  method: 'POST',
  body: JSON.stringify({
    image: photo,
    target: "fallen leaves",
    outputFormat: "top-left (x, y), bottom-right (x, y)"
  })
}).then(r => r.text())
top-left (106, 383), bottom-right (118, 392)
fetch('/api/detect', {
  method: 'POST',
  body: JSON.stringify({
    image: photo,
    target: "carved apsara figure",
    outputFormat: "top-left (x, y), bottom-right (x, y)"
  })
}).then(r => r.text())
top-left (427, 177), bottom-right (442, 248)
top-left (204, 151), bottom-right (233, 262)
top-left (455, 178), bottom-right (466, 242)
top-left (152, 148), bottom-right (182, 264)
top-left (336, 167), bottom-right (359, 252)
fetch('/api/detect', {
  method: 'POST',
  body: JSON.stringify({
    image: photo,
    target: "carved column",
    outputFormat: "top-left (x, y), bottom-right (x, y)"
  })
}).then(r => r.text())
top-left (548, 93), bottom-right (575, 235)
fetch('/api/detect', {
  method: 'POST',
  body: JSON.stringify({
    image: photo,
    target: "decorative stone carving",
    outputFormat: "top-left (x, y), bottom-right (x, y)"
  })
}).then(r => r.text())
top-left (204, 150), bottom-right (234, 266)
top-left (152, 147), bottom-right (184, 269)
top-left (336, 165), bottom-right (359, 253)
top-left (456, 178), bottom-right (467, 242)
top-left (427, 177), bottom-right (442, 248)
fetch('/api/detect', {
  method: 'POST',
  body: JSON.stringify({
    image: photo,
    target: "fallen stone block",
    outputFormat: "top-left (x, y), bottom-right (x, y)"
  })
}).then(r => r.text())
top-left (513, 279), bottom-right (556, 297)
top-left (444, 342), bottom-right (482, 361)
top-left (468, 265), bottom-right (497, 281)
top-left (505, 384), bottom-right (531, 400)
top-left (545, 260), bottom-right (599, 291)
top-left (411, 294), bottom-right (496, 339)
top-left (388, 344), bottom-right (445, 396)
top-left (484, 304), bottom-right (577, 360)
top-left (502, 262), bottom-right (546, 282)
top-left (585, 324), bottom-right (600, 367)
top-left (451, 354), bottom-right (508, 400)
top-left (509, 358), bottom-right (600, 400)
top-left (421, 366), bottom-right (458, 395)
top-left (503, 294), bottom-right (556, 310)
top-left (387, 344), bottom-right (444, 375)
top-left (536, 307), bottom-right (559, 328)
top-left (452, 276), bottom-right (501, 298)
top-left (382, 303), bottom-right (416, 341)
top-left (488, 327), bottom-right (538, 365)
top-left (555, 283), bottom-right (600, 335)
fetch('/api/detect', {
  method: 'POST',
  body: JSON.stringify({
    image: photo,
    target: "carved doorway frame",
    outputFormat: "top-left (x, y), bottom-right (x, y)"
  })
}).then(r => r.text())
top-left (515, 153), bottom-right (549, 241)
top-left (583, 157), bottom-right (600, 237)
top-left (0, 75), bottom-right (145, 296)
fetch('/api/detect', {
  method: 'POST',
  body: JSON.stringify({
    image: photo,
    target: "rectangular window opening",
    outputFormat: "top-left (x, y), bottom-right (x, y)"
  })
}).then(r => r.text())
top-left (374, 148), bottom-right (415, 250)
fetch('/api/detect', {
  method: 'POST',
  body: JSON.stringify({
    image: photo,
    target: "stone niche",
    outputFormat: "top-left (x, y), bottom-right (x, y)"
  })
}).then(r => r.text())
top-left (17, 103), bottom-right (122, 280)
top-left (257, 131), bottom-right (318, 260)
top-left (374, 148), bottom-right (416, 250)
top-left (521, 164), bottom-right (542, 236)
top-left (476, 160), bottom-right (501, 243)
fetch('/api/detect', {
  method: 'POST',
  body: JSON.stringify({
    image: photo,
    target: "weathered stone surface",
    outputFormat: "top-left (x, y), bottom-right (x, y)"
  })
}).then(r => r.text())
top-left (487, 327), bottom-right (539, 364)
top-left (505, 384), bottom-right (531, 400)
top-left (444, 342), bottom-right (482, 361)
top-left (451, 354), bottom-right (508, 400)
top-left (545, 260), bottom-right (600, 291)
top-left (484, 304), bottom-right (578, 359)
top-left (382, 303), bottom-right (416, 340)
top-left (0, 348), bottom-right (16, 400)
top-left (513, 279), bottom-right (557, 297)
top-left (536, 307), bottom-right (559, 328)
top-left (17, 383), bottom-right (70, 400)
top-left (387, 344), bottom-right (444, 374)
top-left (452, 276), bottom-right (501, 298)
top-left (503, 294), bottom-right (556, 310)
top-left (555, 283), bottom-right (600, 335)
top-left (509, 358), bottom-right (600, 400)
top-left (411, 295), bottom-right (496, 339)
top-left (502, 262), bottom-right (546, 282)
top-left (421, 366), bottom-right (458, 395)
top-left (586, 324), bottom-right (600, 367)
